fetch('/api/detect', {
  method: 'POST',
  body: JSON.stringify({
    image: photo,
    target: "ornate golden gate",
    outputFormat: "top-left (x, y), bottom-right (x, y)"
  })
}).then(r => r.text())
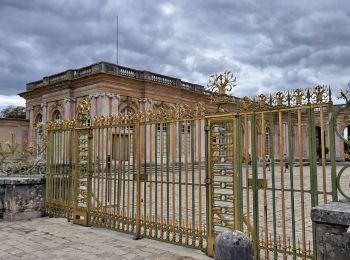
top-left (46, 102), bottom-right (208, 249)
top-left (45, 73), bottom-right (350, 260)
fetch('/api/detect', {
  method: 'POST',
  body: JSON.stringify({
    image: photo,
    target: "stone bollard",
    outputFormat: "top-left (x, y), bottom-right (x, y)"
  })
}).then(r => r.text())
top-left (214, 230), bottom-right (253, 260)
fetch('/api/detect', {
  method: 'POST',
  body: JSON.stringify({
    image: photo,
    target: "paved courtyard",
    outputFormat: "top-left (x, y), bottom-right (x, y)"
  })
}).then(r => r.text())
top-left (0, 217), bottom-right (211, 260)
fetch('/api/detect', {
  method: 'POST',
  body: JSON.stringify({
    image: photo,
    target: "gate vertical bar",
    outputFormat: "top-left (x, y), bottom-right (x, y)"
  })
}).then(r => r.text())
top-left (236, 115), bottom-right (244, 231)
top-left (134, 122), bottom-right (142, 239)
top-left (206, 119), bottom-right (214, 257)
top-left (287, 109), bottom-right (297, 259)
top-left (328, 98), bottom-right (338, 201)
top-left (250, 107), bottom-right (260, 260)
top-left (269, 103), bottom-right (278, 259)
top-left (307, 91), bottom-right (318, 259)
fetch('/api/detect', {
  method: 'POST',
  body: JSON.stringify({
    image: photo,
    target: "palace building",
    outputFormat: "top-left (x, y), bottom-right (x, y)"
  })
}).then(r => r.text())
top-left (19, 61), bottom-right (213, 142)
top-left (12, 61), bottom-right (350, 162)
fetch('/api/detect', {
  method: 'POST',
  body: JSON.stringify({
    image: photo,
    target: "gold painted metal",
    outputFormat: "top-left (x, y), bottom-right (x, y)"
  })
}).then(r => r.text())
top-left (45, 85), bottom-right (337, 259)
top-left (149, 124), bottom-right (153, 223)
top-left (298, 109), bottom-right (307, 259)
top-left (320, 107), bottom-right (327, 203)
top-left (208, 70), bottom-right (236, 112)
top-left (278, 111), bottom-right (287, 260)
top-left (171, 123), bottom-right (176, 226)
top-left (198, 120), bottom-right (203, 234)
top-left (135, 123), bottom-right (142, 238)
top-left (244, 114), bottom-right (251, 238)
top-left (185, 120), bottom-right (189, 235)
top-left (261, 112), bottom-right (269, 260)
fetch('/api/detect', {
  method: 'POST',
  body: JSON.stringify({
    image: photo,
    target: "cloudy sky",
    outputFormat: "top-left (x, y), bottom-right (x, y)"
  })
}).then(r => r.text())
top-left (1, 0), bottom-right (350, 109)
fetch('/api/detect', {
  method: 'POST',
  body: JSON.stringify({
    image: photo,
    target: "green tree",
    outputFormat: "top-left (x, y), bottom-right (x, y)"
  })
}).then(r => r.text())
top-left (0, 106), bottom-right (26, 119)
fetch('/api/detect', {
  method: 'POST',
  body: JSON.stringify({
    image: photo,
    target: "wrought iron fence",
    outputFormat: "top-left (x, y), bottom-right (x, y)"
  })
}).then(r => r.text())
top-left (45, 79), bottom-right (350, 259)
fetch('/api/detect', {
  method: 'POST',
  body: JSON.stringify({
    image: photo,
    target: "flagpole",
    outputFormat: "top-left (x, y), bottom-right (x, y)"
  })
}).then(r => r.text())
top-left (116, 15), bottom-right (119, 65)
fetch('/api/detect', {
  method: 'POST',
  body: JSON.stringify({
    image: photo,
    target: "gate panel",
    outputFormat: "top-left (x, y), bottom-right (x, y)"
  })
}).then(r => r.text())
top-left (46, 122), bottom-right (75, 219)
top-left (206, 86), bottom-right (337, 259)
top-left (45, 102), bottom-right (208, 250)
top-left (88, 122), bottom-right (139, 234)
top-left (207, 117), bottom-right (242, 256)
top-left (138, 109), bottom-right (207, 248)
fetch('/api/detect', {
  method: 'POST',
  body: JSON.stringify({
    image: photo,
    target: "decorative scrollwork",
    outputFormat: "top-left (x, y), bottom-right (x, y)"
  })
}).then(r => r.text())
top-left (292, 89), bottom-right (305, 106)
top-left (336, 165), bottom-right (350, 200)
top-left (239, 96), bottom-right (253, 111)
top-left (46, 120), bottom-right (75, 131)
top-left (207, 70), bottom-right (236, 113)
top-left (89, 103), bottom-right (207, 127)
top-left (257, 94), bottom-right (267, 110)
top-left (312, 85), bottom-right (328, 103)
top-left (207, 70), bottom-right (236, 95)
top-left (77, 98), bottom-right (91, 123)
top-left (274, 91), bottom-right (286, 107)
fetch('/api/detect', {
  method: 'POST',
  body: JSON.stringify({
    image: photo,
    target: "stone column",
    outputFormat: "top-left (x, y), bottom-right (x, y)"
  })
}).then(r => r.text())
top-left (111, 94), bottom-right (121, 115)
top-left (41, 102), bottom-right (47, 123)
top-left (26, 107), bottom-right (30, 120)
top-left (28, 107), bottom-right (34, 142)
top-left (99, 94), bottom-right (110, 116)
top-left (63, 97), bottom-right (76, 120)
top-left (138, 98), bottom-right (153, 163)
top-left (139, 98), bottom-right (153, 112)
top-left (89, 94), bottom-right (98, 117)
top-left (92, 92), bottom-right (119, 116)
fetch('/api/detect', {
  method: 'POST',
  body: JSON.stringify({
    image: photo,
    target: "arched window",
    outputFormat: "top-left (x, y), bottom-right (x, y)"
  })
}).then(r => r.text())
top-left (120, 107), bottom-right (135, 115)
top-left (35, 114), bottom-right (43, 125)
top-left (52, 110), bottom-right (62, 121)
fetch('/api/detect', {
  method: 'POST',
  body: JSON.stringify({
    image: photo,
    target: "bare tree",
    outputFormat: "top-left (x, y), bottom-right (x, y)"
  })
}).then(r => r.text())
top-left (0, 106), bottom-right (26, 119)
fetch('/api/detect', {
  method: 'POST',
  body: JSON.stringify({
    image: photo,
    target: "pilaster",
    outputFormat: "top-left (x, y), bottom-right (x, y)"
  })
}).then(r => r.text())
top-left (40, 102), bottom-right (48, 123)
top-left (64, 97), bottom-right (76, 120)
top-left (28, 107), bottom-right (34, 141)
top-left (138, 98), bottom-right (153, 112)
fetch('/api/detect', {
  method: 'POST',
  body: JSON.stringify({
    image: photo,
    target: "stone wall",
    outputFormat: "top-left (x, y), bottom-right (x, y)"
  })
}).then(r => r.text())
top-left (0, 175), bottom-right (45, 221)
top-left (0, 118), bottom-right (29, 144)
top-left (311, 201), bottom-right (350, 260)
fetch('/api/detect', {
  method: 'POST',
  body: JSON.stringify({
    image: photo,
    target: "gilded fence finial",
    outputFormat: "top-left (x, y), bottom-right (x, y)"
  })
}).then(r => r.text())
top-left (207, 70), bottom-right (236, 113)
top-left (77, 98), bottom-right (91, 125)
top-left (313, 85), bottom-right (328, 103)
top-left (293, 89), bottom-right (304, 106)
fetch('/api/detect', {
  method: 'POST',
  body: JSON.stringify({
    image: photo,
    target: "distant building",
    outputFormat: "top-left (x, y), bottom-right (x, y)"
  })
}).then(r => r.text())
top-left (19, 61), bottom-right (214, 143)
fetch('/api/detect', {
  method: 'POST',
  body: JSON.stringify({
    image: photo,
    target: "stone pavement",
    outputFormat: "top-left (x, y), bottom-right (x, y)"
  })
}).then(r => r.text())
top-left (0, 217), bottom-right (211, 260)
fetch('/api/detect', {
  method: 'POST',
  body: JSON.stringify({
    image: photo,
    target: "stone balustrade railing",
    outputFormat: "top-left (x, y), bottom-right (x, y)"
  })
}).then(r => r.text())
top-left (27, 61), bottom-right (209, 95)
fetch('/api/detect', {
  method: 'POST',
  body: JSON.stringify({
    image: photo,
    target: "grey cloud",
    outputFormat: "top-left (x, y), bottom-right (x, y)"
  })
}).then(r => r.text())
top-left (0, 0), bottom-right (349, 99)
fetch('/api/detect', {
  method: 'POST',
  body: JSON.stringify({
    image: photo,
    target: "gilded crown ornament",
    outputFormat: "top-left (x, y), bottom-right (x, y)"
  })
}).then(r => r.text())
top-left (207, 70), bottom-right (236, 113)
top-left (77, 98), bottom-right (91, 123)
top-left (275, 91), bottom-right (285, 107)
top-left (312, 85), bottom-right (328, 103)
top-left (257, 94), bottom-right (267, 109)
top-left (292, 89), bottom-right (305, 106)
